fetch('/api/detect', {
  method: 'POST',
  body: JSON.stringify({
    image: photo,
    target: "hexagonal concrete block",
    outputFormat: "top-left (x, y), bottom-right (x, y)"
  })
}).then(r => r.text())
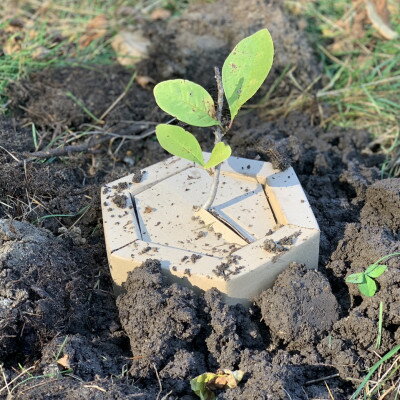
top-left (101, 154), bottom-right (320, 304)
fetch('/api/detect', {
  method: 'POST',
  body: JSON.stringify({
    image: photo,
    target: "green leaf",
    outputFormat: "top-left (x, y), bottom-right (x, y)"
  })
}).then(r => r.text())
top-left (154, 79), bottom-right (219, 127)
top-left (203, 142), bottom-right (232, 169)
top-left (222, 29), bottom-right (274, 121)
top-left (345, 273), bottom-right (365, 284)
top-left (190, 373), bottom-right (217, 400)
top-left (365, 264), bottom-right (387, 278)
top-left (156, 124), bottom-right (204, 166)
top-left (358, 276), bottom-right (377, 297)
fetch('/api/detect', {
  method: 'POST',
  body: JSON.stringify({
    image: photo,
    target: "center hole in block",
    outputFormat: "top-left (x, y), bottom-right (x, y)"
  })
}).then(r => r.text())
top-left (132, 167), bottom-right (277, 256)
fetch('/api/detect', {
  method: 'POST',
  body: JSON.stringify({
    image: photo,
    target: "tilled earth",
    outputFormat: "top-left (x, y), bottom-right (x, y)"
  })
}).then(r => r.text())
top-left (0, 1), bottom-right (399, 399)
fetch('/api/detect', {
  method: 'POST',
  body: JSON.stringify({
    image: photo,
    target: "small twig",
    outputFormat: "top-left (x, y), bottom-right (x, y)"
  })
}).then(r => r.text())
top-left (202, 66), bottom-right (224, 210)
top-left (305, 373), bottom-right (339, 385)
top-left (83, 384), bottom-right (106, 392)
top-left (99, 72), bottom-right (137, 121)
top-left (0, 145), bottom-right (20, 162)
top-left (160, 390), bottom-right (173, 400)
top-left (0, 365), bottom-right (11, 396)
top-left (214, 66), bottom-right (224, 142)
top-left (21, 136), bottom-right (108, 160)
top-left (153, 364), bottom-right (163, 400)
top-left (325, 381), bottom-right (335, 400)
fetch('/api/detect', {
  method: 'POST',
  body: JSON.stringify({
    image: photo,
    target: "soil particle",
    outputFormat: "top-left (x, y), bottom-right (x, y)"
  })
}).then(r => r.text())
top-left (191, 253), bottom-right (202, 263)
top-left (144, 205), bottom-right (153, 213)
top-left (132, 168), bottom-right (144, 183)
top-left (263, 238), bottom-right (287, 253)
top-left (278, 231), bottom-right (301, 246)
top-left (116, 259), bottom-right (206, 379)
top-left (213, 263), bottom-right (235, 280)
top-left (112, 193), bottom-right (127, 209)
top-left (114, 182), bottom-right (129, 192)
top-left (257, 263), bottom-right (339, 347)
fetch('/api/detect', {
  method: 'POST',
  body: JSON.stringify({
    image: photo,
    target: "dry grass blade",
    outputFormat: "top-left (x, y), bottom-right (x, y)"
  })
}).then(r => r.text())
top-left (350, 344), bottom-right (400, 399)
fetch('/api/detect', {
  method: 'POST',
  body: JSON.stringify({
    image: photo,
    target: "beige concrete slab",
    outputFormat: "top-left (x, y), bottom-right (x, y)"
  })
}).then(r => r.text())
top-left (101, 153), bottom-right (320, 304)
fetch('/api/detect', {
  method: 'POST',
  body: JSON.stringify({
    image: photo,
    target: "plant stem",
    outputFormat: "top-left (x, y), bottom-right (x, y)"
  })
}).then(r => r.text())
top-left (202, 66), bottom-right (224, 210)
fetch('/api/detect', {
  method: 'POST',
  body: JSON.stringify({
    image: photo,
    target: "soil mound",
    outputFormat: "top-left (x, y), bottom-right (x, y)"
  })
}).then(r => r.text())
top-left (0, 219), bottom-right (88, 360)
top-left (140, 0), bottom-right (320, 91)
top-left (257, 263), bottom-right (339, 347)
top-left (116, 259), bottom-right (206, 388)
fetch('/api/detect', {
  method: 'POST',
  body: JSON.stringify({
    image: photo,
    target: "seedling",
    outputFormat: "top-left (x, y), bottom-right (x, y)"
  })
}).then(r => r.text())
top-left (153, 29), bottom-right (274, 210)
top-left (345, 252), bottom-right (400, 297)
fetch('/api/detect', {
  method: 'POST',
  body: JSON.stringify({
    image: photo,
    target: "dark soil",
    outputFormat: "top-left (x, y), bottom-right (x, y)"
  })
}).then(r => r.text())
top-left (0, 0), bottom-right (399, 399)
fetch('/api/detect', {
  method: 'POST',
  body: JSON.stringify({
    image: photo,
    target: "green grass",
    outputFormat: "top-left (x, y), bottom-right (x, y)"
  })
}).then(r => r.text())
top-left (286, 0), bottom-right (400, 176)
top-left (0, 25), bottom-right (115, 106)
top-left (300, 0), bottom-right (399, 128)
top-left (350, 343), bottom-right (400, 399)
top-left (0, 0), bottom-right (198, 109)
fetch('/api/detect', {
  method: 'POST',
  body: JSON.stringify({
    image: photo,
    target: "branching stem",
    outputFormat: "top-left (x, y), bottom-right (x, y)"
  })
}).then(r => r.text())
top-left (202, 67), bottom-right (224, 210)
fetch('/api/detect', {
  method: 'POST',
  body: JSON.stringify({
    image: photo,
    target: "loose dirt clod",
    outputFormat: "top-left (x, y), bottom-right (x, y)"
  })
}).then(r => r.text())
top-left (116, 259), bottom-right (205, 383)
top-left (278, 231), bottom-right (301, 246)
top-left (191, 253), bottom-right (202, 263)
top-left (132, 168), bottom-right (144, 183)
top-left (112, 193), bottom-right (127, 209)
top-left (263, 238), bottom-right (287, 253)
top-left (257, 263), bottom-right (339, 346)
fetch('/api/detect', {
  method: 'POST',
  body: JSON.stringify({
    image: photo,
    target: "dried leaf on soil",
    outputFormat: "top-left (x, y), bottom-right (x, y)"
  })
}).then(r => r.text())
top-left (191, 369), bottom-right (244, 399)
top-left (78, 15), bottom-right (108, 48)
top-left (136, 75), bottom-right (155, 89)
top-left (112, 31), bottom-right (151, 66)
top-left (57, 354), bottom-right (70, 369)
top-left (150, 8), bottom-right (171, 20)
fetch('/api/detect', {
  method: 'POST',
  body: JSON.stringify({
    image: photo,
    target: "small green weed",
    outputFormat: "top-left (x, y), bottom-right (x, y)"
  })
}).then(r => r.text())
top-left (345, 252), bottom-right (400, 296)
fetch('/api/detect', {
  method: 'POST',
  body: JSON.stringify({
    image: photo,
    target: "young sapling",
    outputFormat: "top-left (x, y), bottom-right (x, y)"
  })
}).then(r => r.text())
top-left (153, 29), bottom-right (274, 210)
